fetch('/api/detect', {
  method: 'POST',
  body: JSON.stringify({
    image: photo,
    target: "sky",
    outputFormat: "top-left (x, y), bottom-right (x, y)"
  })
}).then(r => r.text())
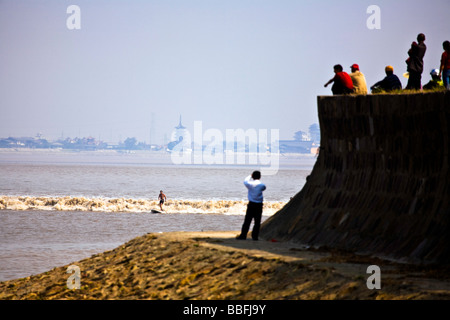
top-left (1, 0), bottom-right (449, 144)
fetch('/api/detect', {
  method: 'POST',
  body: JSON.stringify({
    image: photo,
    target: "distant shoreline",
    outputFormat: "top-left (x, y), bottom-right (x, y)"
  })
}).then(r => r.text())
top-left (0, 148), bottom-right (317, 169)
top-left (0, 147), bottom-right (317, 156)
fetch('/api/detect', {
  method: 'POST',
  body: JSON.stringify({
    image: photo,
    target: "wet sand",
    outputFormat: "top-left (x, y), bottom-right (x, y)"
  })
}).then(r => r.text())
top-left (1, 230), bottom-right (449, 300)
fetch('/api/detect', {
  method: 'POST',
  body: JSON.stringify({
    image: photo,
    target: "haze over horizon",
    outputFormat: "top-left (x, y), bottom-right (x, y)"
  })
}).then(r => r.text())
top-left (1, 0), bottom-right (449, 144)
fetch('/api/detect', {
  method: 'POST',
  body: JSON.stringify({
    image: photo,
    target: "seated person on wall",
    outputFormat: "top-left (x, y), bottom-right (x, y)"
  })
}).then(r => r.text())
top-left (324, 64), bottom-right (354, 95)
top-left (423, 69), bottom-right (444, 90)
top-left (349, 63), bottom-right (368, 94)
top-left (370, 65), bottom-right (403, 93)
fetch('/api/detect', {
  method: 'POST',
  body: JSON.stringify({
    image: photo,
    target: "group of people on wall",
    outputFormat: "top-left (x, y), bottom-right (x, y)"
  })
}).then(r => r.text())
top-left (324, 34), bottom-right (450, 95)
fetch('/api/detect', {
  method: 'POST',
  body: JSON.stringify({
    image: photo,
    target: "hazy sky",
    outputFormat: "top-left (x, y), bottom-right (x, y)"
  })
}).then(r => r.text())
top-left (1, 0), bottom-right (449, 144)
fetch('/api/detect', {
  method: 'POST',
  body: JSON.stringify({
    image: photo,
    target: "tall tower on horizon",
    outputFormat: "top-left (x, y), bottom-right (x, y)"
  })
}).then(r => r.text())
top-left (170, 115), bottom-right (190, 145)
top-left (175, 115), bottom-right (185, 130)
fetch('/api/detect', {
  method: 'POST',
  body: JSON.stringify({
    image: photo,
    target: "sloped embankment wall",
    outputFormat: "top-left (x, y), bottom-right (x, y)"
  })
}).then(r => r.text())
top-left (260, 91), bottom-right (450, 264)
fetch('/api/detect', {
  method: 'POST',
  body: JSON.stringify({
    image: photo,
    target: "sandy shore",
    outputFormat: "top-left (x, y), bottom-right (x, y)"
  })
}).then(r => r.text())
top-left (1, 230), bottom-right (449, 300)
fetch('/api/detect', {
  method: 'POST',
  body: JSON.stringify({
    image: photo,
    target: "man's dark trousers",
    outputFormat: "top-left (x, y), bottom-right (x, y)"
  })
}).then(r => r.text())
top-left (406, 71), bottom-right (422, 90)
top-left (332, 82), bottom-right (353, 95)
top-left (240, 201), bottom-right (263, 240)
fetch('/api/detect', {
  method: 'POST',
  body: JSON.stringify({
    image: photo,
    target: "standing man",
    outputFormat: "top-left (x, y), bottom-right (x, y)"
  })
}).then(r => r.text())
top-left (349, 64), bottom-right (368, 94)
top-left (158, 190), bottom-right (167, 211)
top-left (406, 33), bottom-right (427, 90)
top-left (236, 171), bottom-right (266, 241)
top-left (439, 40), bottom-right (450, 90)
top-left (324, 64), bottom-right (354, 95)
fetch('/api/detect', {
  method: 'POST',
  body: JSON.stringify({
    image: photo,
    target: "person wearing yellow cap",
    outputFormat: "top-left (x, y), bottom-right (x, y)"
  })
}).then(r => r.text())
top-left (370, 66), bottom-right (403, 93)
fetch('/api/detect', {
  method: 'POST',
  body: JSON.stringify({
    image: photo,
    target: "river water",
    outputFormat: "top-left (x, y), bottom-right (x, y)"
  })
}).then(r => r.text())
top-left (0, 150), bottom-right (315, 281)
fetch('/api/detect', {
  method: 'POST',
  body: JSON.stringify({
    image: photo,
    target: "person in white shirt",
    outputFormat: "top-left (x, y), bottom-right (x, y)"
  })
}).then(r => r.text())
top-left (236, 171), bottom-right (266, 241)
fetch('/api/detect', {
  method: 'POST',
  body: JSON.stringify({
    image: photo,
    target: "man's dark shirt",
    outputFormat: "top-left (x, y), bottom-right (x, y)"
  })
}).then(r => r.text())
top-left (372, 74), bottom-right (402, 91)
top-left (408, 42), bottom-right (426, 74)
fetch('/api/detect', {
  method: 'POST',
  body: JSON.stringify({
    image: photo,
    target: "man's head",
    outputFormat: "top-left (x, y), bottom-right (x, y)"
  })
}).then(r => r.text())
top-left (252, 171), bottom-right (261, 180)
top-left (430, 69), bottom-right (440, 81)
top-left (417, 33), bottom-right (426, 43)
top-left (350, 64), bottom-right (359, 73)
top-left (385, 65), bottom-right (394, 75)
top-left (444, 40), bottom-right (450, 51)
top-left (333, 64), bottom-right (343, 73)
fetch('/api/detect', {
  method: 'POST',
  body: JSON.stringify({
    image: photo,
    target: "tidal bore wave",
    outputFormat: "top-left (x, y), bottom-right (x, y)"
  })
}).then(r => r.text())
top-left (0, 196), bottom-right (284, 215)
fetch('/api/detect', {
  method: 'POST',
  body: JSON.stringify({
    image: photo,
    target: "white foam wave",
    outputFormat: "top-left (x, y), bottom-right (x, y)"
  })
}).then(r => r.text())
top-left (0, 196), bottom-right (284, 215)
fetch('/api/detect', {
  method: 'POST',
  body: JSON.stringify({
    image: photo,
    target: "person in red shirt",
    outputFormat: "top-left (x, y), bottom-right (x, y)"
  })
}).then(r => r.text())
top-left (439, 40), bottom-right (450, 89)
top-left (324, 64), bottom-right (354, 95)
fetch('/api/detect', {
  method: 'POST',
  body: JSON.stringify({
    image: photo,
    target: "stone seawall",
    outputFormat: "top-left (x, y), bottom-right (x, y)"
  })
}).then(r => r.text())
top-left (260, 91), bottom-right (450, 264)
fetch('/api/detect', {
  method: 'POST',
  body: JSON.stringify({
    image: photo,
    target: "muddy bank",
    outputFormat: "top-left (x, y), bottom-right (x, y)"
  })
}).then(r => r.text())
top-left (0, 231), bottom-right (449, 300)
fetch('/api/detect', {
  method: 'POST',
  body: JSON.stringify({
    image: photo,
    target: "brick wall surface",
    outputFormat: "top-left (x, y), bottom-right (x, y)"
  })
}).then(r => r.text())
top-left (260, 91), bottom-right (450, 264)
